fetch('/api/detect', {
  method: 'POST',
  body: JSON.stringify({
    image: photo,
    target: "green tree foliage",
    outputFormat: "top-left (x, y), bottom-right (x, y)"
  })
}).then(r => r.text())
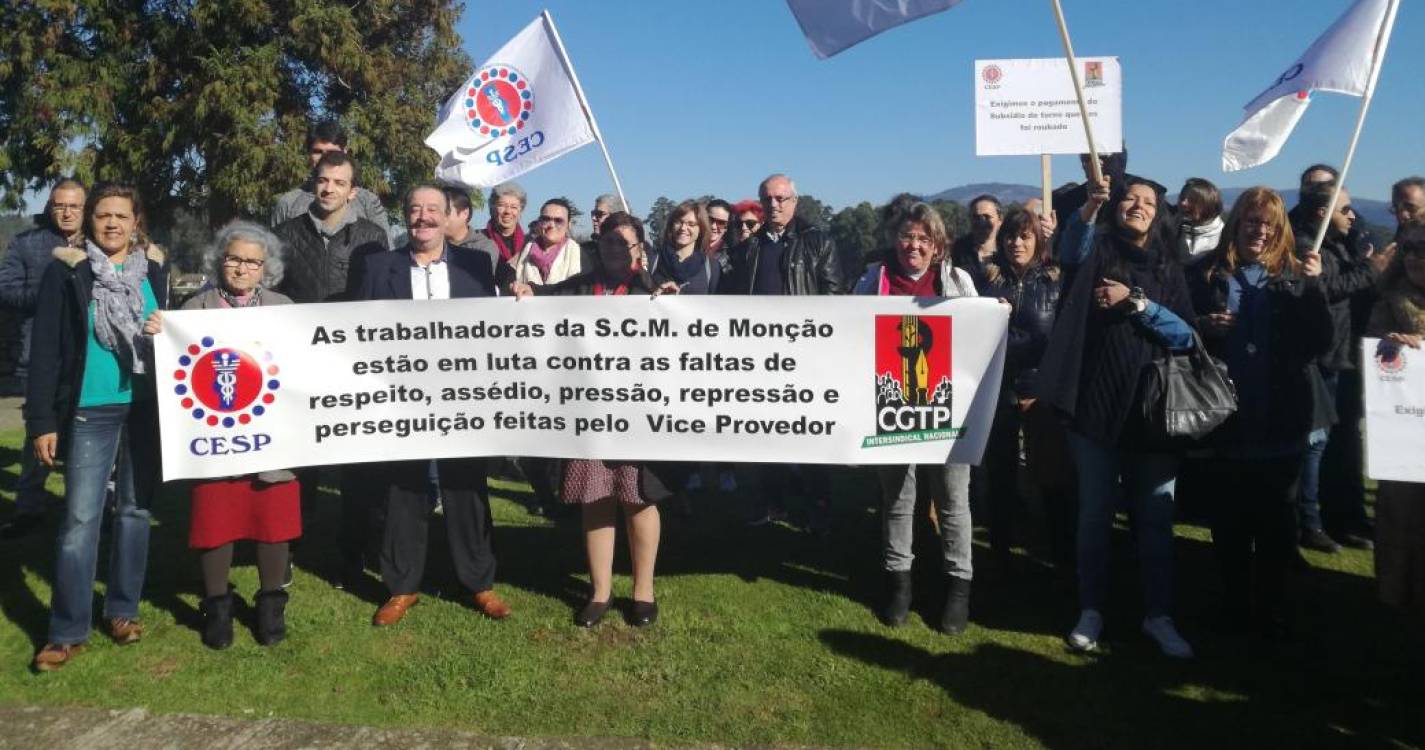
top-left (829, 202), bottom-right (879, 265)
top-left (930, 200), bottom-right (970, 242)
top-left (0, 1), bottom-right (471, 229)
top-left (643, 196), bottom-right (676, 247)
top-left (794, 193), bottom-right (833, 229)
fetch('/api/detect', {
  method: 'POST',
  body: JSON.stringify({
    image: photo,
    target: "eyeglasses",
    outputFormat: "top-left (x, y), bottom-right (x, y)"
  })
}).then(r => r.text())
top-left (763, 194), bottom-right (795, 205)
top-left (222, 256), bottom-right (265, 271)
top-left (898, 233), bottom-right (935, 247)
top-left (708, 218), bottom-right (728, 228)
top-left (740, 220), bottom-right (760, 230)
top-left (590, 210), bottom-right (609, 219)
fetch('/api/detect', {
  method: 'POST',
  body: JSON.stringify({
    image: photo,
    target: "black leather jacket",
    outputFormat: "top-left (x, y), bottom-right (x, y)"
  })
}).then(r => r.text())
top-left (722, 217), bottom-right (847, 295)
top-left (982, 262), bottom-right (1061, 400)
top-left (274, 213), bottom-right (389, 303)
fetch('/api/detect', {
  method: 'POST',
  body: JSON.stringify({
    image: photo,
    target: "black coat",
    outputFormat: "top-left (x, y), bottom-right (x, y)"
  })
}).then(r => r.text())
top-left (274, 213), bottom-right (390, 303)
top-left (1291, 221), bottom-right (1378, 372)
top-left (1188, 263), bottom-right (1334, 448)
top-left (722, 217), bottom-right (847, 295)
top-left (24, 246), bottom-right (169, 443)
top-left (982, 262), bottom-right (1061, 401)
top-left (357, 244), bottom-right (497, 301)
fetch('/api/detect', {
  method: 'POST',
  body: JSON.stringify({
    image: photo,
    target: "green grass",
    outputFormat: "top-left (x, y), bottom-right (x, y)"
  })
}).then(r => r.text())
top-left (0, 428), bottom-right (1420, 748)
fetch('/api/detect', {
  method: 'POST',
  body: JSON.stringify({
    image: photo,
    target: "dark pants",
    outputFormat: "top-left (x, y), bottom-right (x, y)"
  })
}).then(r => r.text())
top-left (984, 398), bottom-right (1077, 561)
top-left (758, 464), bottom-right (831, 514)
top-left (1320, 368), bottom-right (1368, 534)
top-left (379, 458), bottom-right (495, 596)
top-left (983, 401), bottom-right (1022, 552)
top-left (1206, 453), bottom-right (1302, 627)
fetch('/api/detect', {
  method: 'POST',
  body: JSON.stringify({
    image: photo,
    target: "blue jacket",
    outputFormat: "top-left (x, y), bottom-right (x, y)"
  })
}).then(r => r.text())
top-left (0, 224), bottom-right (69, 370)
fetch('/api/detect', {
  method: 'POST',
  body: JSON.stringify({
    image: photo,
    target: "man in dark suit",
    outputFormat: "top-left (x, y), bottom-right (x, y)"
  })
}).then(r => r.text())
top-left (358, 184), bottom-right (511, 627)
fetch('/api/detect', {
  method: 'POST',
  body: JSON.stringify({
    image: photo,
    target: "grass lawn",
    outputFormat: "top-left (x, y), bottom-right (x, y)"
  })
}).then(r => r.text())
top-left (0, 427), bottom-right (1420, 748)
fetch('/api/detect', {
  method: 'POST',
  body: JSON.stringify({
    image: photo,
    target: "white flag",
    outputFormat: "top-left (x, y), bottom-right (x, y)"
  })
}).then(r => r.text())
top-left (787, 0), bottom-right (964, 59)
top-left (425, 14), bottom-right (595, 187)
top-left (1222, 0), bottom-right (1397, 172)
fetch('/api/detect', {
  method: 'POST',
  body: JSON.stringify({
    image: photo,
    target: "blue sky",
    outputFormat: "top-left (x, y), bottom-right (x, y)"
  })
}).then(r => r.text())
top-left (456, 0), bottom-right (1421, 228)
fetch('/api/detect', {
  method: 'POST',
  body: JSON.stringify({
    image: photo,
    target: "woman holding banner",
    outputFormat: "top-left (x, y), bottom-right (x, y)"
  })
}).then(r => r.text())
top-left (1188, 188), bottom-right (1331, 639)
top-left (980, 207), bottom-right (1077, 566)
top-left (145, 220), bottom-right (301, 649)
top-left (853, 202), bottom-right (979, 634)
top-left (1367, 224), bottom-right (1425, 615)
top-left (25, 183), bottom-right (167, 671)
top-left (512, 212), bottom-right (676, 628)
top-left (1037, 176), bottom-right (1198, 658)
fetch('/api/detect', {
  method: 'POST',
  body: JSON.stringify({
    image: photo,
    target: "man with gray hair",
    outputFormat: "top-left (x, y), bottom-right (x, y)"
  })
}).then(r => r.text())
top-left (579, 193), bottom-right (627, 259)
top-left (0, 178), bottom-right (85, 539)
top-left (725, 173), bottom-right (847, 532)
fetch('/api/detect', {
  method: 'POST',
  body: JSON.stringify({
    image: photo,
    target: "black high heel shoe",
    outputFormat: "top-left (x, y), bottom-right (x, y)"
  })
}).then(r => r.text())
top-left (575, 600), bottom-right (609, 628)
top-left (630, 600), bottom-right (658, 627)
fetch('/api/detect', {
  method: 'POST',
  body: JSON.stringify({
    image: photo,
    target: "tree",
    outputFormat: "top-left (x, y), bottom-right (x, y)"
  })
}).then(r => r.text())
top-left (0, 1), bottom-right (470, 229)
top-left (795, 193), bottom-right (834, 229)
top-left (643, 196), bottom-right (676, 247)
top-left (930, 200), bottom-right (970, 242)
top-left (830, 202), bottom-right (880, 266)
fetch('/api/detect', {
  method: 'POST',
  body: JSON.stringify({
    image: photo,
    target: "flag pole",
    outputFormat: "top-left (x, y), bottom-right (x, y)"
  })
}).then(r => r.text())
top-left (1049, 0), bottom-right (1102, 185)
top-left (1040, 154), bottom-right (1053, 217)
top-left (1308, 0), bottom-right (1399, 258)
top-left (541, 10), bottom-right (632, 215)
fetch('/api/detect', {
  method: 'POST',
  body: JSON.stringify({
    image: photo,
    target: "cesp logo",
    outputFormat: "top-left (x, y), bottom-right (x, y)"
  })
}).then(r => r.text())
top-left (172, 336), bottom-right (279, 456)
top-left (462, 64), bottom-right (534, 139)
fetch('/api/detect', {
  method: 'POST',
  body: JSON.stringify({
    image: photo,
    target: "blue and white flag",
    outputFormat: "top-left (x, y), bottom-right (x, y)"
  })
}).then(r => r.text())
top-left (787, 0), bottom-right (964, 59)
top-left (1222, 0), bottom-right (1398, 172)
top-left (425, 14), bottom-right (595, 187)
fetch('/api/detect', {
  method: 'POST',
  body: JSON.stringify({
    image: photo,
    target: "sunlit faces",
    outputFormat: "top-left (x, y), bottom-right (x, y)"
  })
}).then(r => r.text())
top-left (445, 203), bottom-right (471, 243)
top-left (48, 186), bottom-right (86, 236)
top-left (1177, 194), bottom-right (1204, 225)
top-left (706, 205), bottom-right (730, 245)
top-left (313, 162), bottom-right (356, 216)
top-left (537, 202), bottom-right (570, 247)
top-left (896, 220), bottom-right (937, 274)
top-left (1235, 208), bottom-right (1277, 264)
top-left (1329, 188), bottom-right (1355, 236)
top-left (1006, 227), bottom-right (1038, 271)
top-left (1116, 184), bottom-right (1158, 239)
top-left (405, 187), bottom-right (449, 249)
top-left (308, 139), bottom-right (344, 168)
top-left (1394, 185), bottom-right (1425, 228)
top-left (670, 211), bottom-right (700, 250)
top-left (90, 196), bottom-right (137, 256)
top-left (220, 239), bottom-right (267, 295)
top-left (760, 177), bottom-right (798, 230)
top-left (736, 211), bottom-right (762, 242)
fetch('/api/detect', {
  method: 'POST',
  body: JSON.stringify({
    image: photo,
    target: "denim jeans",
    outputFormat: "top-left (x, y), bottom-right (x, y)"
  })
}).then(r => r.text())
top-left (1297, 428), bottom-right (1329, 533)
top-left (49, 402), bottom-right (159, 645)
top-left (1068, 432), bottom-right (1179, 617)
top-left (878, 463), bottom-right (972, 580)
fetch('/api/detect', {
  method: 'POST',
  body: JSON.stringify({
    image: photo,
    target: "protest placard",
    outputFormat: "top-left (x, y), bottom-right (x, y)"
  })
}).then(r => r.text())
top-left (154, 296), bottom-right (1008, 481)
top-left (974, 57), bottom-right (1123, 157)
top-left (1362, 337), bottom-right (1425, 483)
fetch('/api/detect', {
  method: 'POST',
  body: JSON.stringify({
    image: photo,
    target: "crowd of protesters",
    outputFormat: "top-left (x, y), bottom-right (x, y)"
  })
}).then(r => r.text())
top-left (3, 119), bottom-right (1424, 672)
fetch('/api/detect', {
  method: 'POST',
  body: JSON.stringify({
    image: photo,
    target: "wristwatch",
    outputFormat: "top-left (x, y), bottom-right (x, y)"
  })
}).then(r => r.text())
top-left (1128, 286), bottom-right (1148, 314)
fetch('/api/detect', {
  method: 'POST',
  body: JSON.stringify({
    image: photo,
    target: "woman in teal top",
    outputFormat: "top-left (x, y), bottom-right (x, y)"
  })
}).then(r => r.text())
top-left (24, 183), bottom-right (168, 672)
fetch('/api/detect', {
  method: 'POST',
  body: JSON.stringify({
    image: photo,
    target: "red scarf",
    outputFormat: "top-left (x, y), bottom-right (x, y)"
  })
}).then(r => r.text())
top-left (482, 221), bottom-right (525, 262)
top-left (593, 267), bottom-right (638, 296)
top-left (885, 257), bottom-right (941, 297)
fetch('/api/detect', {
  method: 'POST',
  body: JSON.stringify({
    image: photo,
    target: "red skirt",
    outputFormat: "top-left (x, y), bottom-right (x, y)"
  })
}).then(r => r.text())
top-left (189, 478), bottom-right (302, 548)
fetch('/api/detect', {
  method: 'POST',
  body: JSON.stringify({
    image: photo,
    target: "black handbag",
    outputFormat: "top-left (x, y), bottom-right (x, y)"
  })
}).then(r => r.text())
top-left (1140, 332), bottom-right (1238, 440)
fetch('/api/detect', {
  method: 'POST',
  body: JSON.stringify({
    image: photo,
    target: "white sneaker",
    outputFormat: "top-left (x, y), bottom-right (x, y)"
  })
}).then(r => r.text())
top-left (1067, 609), bottom-right (1103, 652)
top-left (1142, 616), bottom-right (1194, 659)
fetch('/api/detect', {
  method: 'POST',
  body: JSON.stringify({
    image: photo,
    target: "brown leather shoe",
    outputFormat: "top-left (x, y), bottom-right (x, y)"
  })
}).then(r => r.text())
top-left (107, 617), bottom-right (143, 645)
top-left (372, 594), bottom-right (419, 626)
top-left (472, 590), bottom-right (512, 620)
top-left (33, 643), bottom-right (84, 672)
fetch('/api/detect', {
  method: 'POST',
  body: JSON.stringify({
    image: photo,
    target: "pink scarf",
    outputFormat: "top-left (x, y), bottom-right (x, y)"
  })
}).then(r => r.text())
top-left (525, 239), bottom-right (565, 282)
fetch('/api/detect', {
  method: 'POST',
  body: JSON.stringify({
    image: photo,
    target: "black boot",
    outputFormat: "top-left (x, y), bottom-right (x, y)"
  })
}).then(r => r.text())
top-left (878, 571), bottom-right (913, 626)
top-left (940, 577), bottom-right (971, 635)
top-left (200, 592), bottom-right (234, 650)
top-left (254, 589), bottom-right (289, 646)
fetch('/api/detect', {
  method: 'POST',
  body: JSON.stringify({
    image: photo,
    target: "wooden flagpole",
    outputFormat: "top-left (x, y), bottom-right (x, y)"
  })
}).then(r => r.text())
top-left (1049, 0), bottom-right (1103, 186)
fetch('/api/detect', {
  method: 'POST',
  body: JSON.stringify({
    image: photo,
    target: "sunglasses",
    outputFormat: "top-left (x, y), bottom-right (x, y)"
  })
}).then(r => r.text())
top-left (708, 218), bottom-right (728, 228)
top-left (740, 220), bottom-right (760, 230)
top-left (539, 215), bottom-right (567, 226)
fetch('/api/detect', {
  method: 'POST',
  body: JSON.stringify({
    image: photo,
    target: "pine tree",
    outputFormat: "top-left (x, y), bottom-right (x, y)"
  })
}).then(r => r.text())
top-left (0, 0), bottom-right (472, 228)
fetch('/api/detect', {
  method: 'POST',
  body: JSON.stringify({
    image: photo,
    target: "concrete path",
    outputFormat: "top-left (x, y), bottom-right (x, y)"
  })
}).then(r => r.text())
top-left (0, 706), bottom-right (769, 750)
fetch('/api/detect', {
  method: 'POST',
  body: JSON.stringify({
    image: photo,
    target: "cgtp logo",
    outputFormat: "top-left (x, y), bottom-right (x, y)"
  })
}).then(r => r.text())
top-left (462, 64), bottom-right (534, 140)
top-left (1084, 61), bottom-right (1104, 88)
top-left (863, 315), bottom-right (957, 448)
top-left (172, 336), bottom-right (279, 456)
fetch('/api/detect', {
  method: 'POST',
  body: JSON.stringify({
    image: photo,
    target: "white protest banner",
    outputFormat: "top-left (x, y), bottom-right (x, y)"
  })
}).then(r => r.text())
top-left (425, 13), bottom-right (596, 188)
top-left (1362, 337), bottom-right (1425, 483)
top-left (974, 57), bottom-right (1123, 157)
top-left (154, 297), bottom-right (1008, 481)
